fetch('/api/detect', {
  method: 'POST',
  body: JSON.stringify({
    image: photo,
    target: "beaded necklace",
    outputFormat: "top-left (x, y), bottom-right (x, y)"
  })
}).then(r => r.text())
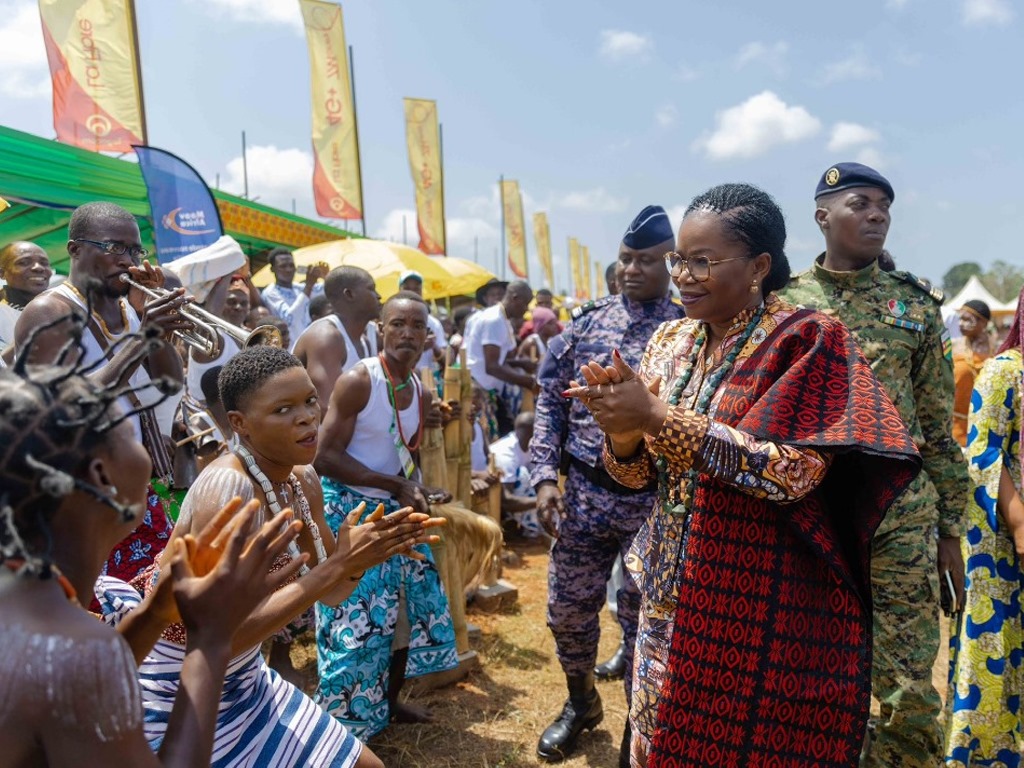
top-left (657, 302), bottom-right (767, 516)
top-left (237, 445), bottom-right (326, 576)
top-left (378, 353), bottom-right (424, 452)
top-left (64, 282), bottom-right (129, 340)
top-left (3, 558), bottom-right (80, 606)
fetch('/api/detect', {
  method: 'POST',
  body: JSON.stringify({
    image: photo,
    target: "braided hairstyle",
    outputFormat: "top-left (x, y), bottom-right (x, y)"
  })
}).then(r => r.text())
top-left (684, 183), bottom-right (791, 294)
top-left (0, 291), bottom-right (178, 580)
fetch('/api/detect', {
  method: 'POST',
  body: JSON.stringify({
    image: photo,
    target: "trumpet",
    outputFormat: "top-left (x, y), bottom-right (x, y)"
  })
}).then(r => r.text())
top-left (119, 274), bottom-right (283, 357)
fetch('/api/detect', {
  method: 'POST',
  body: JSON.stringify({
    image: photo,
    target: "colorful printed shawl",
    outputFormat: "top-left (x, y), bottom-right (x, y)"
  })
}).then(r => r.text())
top-left (648, 309), bottom-right (921, 768)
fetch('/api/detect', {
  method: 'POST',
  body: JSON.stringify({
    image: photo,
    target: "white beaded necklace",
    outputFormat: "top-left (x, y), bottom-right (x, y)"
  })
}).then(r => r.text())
top-left (237, 444), bottom-right (327, 576)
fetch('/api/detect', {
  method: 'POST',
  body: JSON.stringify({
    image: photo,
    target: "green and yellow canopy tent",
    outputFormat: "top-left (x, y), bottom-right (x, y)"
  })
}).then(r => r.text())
top-left (0, 124), bottom-right (356, 273)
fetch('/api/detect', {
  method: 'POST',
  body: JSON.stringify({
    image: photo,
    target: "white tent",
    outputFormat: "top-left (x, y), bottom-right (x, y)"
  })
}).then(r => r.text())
top-left (945, 275), bottom-right (1016, 313)
top-left (942, 274), bottom-right (1017, 339)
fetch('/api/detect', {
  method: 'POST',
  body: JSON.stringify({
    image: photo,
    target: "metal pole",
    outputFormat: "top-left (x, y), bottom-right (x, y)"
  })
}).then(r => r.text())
top-left (127, 0), bottom-right (148, 144)
top-left (349, 44), bottom-right (367, 237)
top-left (242, 130), bottom-right (249, 199)
top-left (402, 214), bottom-right (408, 245)
top-left (439, 121), bottom-right (448, 255)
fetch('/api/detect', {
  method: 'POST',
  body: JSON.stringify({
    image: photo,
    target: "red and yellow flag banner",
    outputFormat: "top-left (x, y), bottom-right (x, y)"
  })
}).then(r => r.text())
top-left (404, 98), bottom-right (445, 254)
top-left (532, 212), bottom-right (553, 288)
top-left (38, 0), bottom-right (145, 152)
top-left (581, 245), bottom-right (592, 300)
top-left (568, 237), bottom-right (582, 299)
top-left (501, 179), bottom-right (527, 279)
top-left (300, 0), bottom-right (362, 220)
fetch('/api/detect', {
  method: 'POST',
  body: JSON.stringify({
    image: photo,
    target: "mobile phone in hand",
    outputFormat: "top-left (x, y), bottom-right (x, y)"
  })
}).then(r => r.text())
top-left (940, 570), bottom-right (958, 616)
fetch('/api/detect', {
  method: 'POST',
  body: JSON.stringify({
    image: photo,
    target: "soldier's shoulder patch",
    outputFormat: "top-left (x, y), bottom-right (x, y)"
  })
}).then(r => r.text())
top-left (891, 270), bottom-right (946, 304)
top-left (940, 325), bottom-right (953, 363)
top-left (570, 295), bottom-right (614, 320)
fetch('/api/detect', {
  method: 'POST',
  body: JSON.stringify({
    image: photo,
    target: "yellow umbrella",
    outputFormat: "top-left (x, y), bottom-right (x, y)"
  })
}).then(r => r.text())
top-left (251, 239), bottom-right (451, 300)
top-left (434, 257), bottom-right (495, 298)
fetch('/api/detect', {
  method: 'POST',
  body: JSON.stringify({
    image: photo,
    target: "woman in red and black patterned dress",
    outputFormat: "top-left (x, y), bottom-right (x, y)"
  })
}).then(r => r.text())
top-left (569, 183), bottom-right (921, 768)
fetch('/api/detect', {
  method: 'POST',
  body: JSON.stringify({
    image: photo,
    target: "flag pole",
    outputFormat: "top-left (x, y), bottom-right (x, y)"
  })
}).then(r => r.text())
top-left (439, 121), bottom-right (448, 255)
top-left (349, 44), bottom-right (367, 237)
top-left (127, 0), bottom-right (148, 144)
top-left (241, 130), bottom-right (249, 199)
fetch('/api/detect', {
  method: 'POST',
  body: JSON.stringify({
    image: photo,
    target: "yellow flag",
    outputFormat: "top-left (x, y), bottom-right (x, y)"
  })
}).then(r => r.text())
top-left (532, 212), bottom-right (553, 288)
top-left (595, 261), bottom-right (604, 296)
top-left (581, 245), bottom-right (592, 300)
top-left (568, 237), bottom-right (582, 299)
top-left (38, 0), bottom-right (145, 152)
top-left (300, 0), bottom-right (362, 219)
top-left (501, 180), bottom-right (528, 279)
top-left (404, 98), bottom-right (445, 254)
top-left (0, 197), bottom-right (8, 213)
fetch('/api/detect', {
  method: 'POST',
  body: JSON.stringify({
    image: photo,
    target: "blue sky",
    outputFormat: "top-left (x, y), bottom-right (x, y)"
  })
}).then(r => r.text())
top-left (1, 0), bottom-right (1021, 293)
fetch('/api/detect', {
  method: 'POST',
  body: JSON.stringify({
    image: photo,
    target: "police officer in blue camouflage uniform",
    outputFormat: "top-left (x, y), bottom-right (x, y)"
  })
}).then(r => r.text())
top-left (781, 163), bottom-right (968, 768)
top-left (531, 206), bottom-right (684, 765)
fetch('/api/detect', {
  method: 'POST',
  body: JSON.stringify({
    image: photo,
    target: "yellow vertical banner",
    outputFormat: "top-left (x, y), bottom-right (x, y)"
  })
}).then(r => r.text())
top-left (38, 0), bottom-right (145, 152)
top-left (595, 261), bottom-right (604, 296)
top-left (532, 212), bottom-right (553, 288)
top-left (404, 98), bottom-right (445, 254)
top-left (568, 237), bottom-right (582, 299)
top-left (581, 245), bottom-right (592, 300)
top-left (300, 0), bottom-right (362, 219)
top-left (501, 179), bottom-right (528, 278)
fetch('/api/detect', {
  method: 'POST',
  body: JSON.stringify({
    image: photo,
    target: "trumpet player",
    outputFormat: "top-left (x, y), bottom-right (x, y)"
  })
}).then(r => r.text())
top-left (15, 201), bottom-right (196, 585)
top-left (261, 247), bottom-right (330, 346)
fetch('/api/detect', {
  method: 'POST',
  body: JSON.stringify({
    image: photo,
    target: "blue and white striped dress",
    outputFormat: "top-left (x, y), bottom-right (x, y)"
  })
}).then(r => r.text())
top-left (96, 577), bottom-right (362, 768)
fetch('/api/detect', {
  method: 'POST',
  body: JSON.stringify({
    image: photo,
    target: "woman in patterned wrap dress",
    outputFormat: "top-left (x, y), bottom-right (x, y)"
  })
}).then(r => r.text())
top-left (569, 183), bottom-right (921, 767)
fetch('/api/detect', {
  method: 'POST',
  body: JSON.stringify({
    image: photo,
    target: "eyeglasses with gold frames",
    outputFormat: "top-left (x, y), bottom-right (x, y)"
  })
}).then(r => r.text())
top-left (664, 252), bottom-right (750, 282)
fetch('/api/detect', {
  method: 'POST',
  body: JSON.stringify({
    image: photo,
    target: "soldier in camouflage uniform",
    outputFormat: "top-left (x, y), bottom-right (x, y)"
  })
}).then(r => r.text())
top-left (780, 162), bottom-right (968, 768)
top-left (531, 205), bottom-right (684, 766)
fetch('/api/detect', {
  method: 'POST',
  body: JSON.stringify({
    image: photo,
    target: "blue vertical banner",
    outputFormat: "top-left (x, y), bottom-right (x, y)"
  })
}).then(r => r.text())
top-left (134, 145), bottom-right (223, 264)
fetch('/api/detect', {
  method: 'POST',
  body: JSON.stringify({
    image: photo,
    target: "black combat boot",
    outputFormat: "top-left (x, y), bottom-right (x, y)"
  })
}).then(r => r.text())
top-left (536, 673), bottom-right (604, 762)
top-left (594, 640), bottom-right (628, 681)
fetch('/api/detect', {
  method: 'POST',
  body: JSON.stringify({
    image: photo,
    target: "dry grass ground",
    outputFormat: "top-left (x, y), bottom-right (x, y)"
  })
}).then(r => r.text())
top-left (294, 533), bottom-right (626, 767)
top-left (294, 534), bottom-right (953, 768)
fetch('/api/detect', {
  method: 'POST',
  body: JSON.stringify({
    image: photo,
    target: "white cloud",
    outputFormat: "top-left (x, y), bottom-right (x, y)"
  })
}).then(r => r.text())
top-left (693, 91), bottom-right (821, 161)
top-left (556, 187), bottom-right (628, 213)
top-left (962, 0), bottom-right (1013, 25)
top-left (855, 146), bottom-right (886, 168)
top-left (375, 207), bottom-right (499, 260)
top-left (821, 46), bottom-right (882, 84)
top-left (827, 122), bottom-right (881, 152)
top-left (735, 41), bottom-right (789, 75)
top-left (655, 103), bottom-right (677, 128)
top-left (598, 30), bottom-right (652, 61)
top-left (0, 2), bottom-right (50, 99)
top-left (222, 145), bottom-right (313, 207)
top-left (192, 0), bottom-right (302, 30)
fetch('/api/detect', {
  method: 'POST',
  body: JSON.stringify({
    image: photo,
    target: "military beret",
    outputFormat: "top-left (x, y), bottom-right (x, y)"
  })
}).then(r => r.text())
top-left (622, 205), bottom-right (674, 249)
top-left (815, 162), bottom-right (894, 202)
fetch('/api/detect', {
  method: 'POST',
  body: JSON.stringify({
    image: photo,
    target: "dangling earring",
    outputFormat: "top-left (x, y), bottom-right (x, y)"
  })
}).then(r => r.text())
top-left (749, 279), bottom-right (759, 294)
top-left (108, 485), bottom-right (119, 499)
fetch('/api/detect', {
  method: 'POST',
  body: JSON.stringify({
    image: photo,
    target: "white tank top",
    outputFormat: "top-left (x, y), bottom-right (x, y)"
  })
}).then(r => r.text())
top-left (186, 336), bottom-right (240, 407)
top-left (296, 315), bottom-right (378, 374)
top-left (345, 356), bottom-right (421, 498)
top-left (53, 284), bottom-right (154, 442)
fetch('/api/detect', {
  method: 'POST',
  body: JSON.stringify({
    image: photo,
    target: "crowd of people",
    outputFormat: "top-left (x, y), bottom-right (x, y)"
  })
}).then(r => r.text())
top-left (1, 159), bottom-right (1023, 768)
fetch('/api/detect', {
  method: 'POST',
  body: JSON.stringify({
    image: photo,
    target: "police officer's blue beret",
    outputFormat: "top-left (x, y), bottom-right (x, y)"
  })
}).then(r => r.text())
top-left (622, 205), bottom-right (674, 249)
top-left (814, 162), bottom-right (894, 202)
